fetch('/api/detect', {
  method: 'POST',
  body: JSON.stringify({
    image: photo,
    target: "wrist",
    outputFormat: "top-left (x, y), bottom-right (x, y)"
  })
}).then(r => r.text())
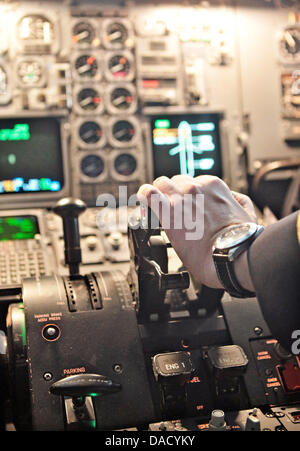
top-left (234, 249), bottom-right (255, 293)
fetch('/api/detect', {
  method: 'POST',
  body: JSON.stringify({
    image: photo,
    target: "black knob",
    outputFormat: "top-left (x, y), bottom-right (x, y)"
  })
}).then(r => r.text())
top-left (49, 373), bottom-right (121, 398)
top-left (53, 198), bottom-right (87, 276)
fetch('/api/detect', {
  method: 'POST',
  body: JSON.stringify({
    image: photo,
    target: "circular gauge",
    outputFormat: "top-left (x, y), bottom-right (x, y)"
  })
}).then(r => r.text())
top-left (18, 15), bottom-right (54, 43)
top-left (79, 121), bottom-right (104, 146)
top-left (114, 153), bottom-right (137, 177)
top-left (77, 88), bottom-right (102, 112)
top-left (112, 120), bottom-right (136, 144)
top-left (105, 22), bottom-right (128, 48)
top-left (74, 54), bottom-right (99, 79)
top-left (107, 53), bottom-right (133, 80)
top-left (17, 60), bottom-right (43, 85)
top-left (109, 86), bottom-right (136, 112)
top-left (80, 154), bottom-right (105, 179)
top-left (280, 27), bottom-right (300, 62)
top-left (72, 21), bottom-right (96, 46)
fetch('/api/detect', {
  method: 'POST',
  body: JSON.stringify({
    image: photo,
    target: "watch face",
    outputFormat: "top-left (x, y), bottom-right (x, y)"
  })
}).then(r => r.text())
top-left (213, 223), bottom-right (257, 250)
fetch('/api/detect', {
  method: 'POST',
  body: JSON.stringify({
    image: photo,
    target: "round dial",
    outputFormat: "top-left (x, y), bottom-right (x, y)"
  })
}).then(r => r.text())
top-left (214, 223), bottom-right (257, 250)
top-left (17, 60), bottom-right (43, 85)
top-left (112, 120), bottom-right (136, 144)
top-left (110, 87), bottom-right (135, 111)
top-left (81, 154), bottom-right (105, 178)
top-left (108, 54), bottom-right (132, 79)
top-left (114, 153), bottom-right (137, 176)
top-left (74, 54), bottom-right (98, 79)
top-left (72, 21), bottom-right (96, 46)
top-left (280, 28), bottom-right (300, 61)
top-left (77, 88), bottom-right (102, 111)
top-left (18, 15), bottom-right (54, 43)
top-left (105, 22), bottom-right (128, 48)
top-left (79, 121), bottom-right (104, 145)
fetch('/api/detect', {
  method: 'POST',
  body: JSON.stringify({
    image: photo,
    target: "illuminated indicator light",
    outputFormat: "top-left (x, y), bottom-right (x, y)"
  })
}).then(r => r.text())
top-left (3, 180), bottom-right (14, 192)
top-left (50, 181), bottom-right (61, 192)
top-left (87, 56), bottom-right (95, 65)
top-left (8, 154), bottom-right (16, 165)
top-left (13, 178), bottom-right (24, 192)
top-left (93, 97), bottom-right (101, 103)
top-left (0, 177), bottom-right (61, 193)
top-left (155, 119), bottom-right (171, 129)
top-left (194, 122), bottom-right (215, 132)
top-left (113, 71), bottom-right (126, 78)
top-left (120, 57), bottom-right (127, 65)
top-left (154, 137), bottom-right (177, 145)
top-left (143, 79), bottom-right (159, 88)
top-left (40, 178), bottom-right (52, 191)
top-left (190, 376), bottom-right (201, 383)
top-left (26, 179), bottom-right (40, 191)
top-left (125, 96), bottom-right (133, 103)
top-left (267, 382), bottom-right (281, 388)
top-left (196, 158), bottom-right (215, 170)
top-left (257, 355), bottom-right (271, 360)
top-left (0, 123), bottom-right (30, 141)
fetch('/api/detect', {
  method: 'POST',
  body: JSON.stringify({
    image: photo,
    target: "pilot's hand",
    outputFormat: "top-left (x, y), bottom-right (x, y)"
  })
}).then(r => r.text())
top-left (137, 175), bottom-right (257, 291)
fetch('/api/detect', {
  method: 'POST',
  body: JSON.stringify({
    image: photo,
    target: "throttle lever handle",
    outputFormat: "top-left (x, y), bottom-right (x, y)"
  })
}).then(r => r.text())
top-left (49, 373), bottom-right (121, 398)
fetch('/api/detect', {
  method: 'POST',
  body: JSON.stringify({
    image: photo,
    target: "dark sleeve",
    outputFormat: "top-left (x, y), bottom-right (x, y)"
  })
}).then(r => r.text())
top-left (248, 211), bottom-right (300, 352)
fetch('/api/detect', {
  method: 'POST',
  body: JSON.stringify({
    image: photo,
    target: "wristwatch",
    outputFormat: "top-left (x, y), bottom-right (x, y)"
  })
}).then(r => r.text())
top-left (212, 222), bottom-right (264, 298)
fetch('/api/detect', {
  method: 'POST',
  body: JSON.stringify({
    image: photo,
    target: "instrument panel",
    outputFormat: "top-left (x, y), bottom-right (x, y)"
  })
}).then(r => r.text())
top-left (0, 0), bottom-right (299, 434)
top-left (0, 1), bottom-right (297, 206)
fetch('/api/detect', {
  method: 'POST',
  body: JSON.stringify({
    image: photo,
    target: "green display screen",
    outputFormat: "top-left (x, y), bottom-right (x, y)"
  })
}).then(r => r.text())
top-left (0, 123), bottom-right (30, 141)
top-left (0, 215), bottom-right (39, 241)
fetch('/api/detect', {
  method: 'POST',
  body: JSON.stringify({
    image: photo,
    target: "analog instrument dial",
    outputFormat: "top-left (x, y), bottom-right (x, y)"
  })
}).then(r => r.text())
top-left (77, 88), bottom-right (102, 112)
top-left (114, 153), bottom-right (137, 177)
top-left (79, 121), bottom-right (104, 145)
top-left (74, 54), bottom-right (99, 79)
top-left (108, 53), bottom-right (132, 80)
top-left (280, 27), bottom-right (300, 62)
top-left (18, 15), bottom-right (54, 44)
top-left (110, 86), bottom-right (135, 112)
top-left (17, 60), bottom-right (43, 85)
top-left (112, 119), bottom-right (136, 144)
top-left (72, 21), bottom-right (96, 46)
top-left (81, 154), bottom-right (105, 178)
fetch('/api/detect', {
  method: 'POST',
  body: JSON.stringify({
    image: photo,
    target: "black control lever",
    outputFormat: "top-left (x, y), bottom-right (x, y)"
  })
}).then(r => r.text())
top-left (53, 197), bottom-right (87, 276)
top-left (49, 373), bottom-right (121, 398)
top-left (128, 205), bottom-right (190, 320)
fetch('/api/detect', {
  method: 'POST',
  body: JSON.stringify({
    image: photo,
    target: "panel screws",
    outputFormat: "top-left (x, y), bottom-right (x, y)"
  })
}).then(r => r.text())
top-left (43, 372), bottom-right (53, 381)
top-left (113, 364), bottom-right (123, 374)
top-left (254, 326), bottom-right (263, 336)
